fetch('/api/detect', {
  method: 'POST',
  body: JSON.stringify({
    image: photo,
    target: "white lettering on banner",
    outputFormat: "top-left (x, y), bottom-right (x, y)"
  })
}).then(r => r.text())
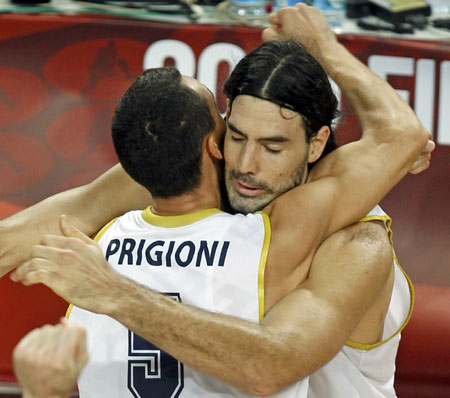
top-left (143, 40), bottom-right (195, 77)
top-left (369, 55), bottom-right (414, 103)
top-left (369, 54), bottom-right (449, 146)
top-left (141, 42), bottom-right (448, 146)
top-left (415, 59), bottom-right (435, 134)
top-left (438, 61), bottom-right (450, 145)
top-left (143, 40), bottom-right (244, 98)
top-left (197, 43), bottom-right (245, 97)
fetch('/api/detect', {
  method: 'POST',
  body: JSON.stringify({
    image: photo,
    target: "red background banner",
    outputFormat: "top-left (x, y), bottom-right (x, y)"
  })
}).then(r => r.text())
top-left (0, 13), bottom-right (449, 382)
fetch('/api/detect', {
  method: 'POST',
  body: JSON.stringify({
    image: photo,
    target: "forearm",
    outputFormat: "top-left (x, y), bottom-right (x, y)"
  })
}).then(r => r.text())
top-left (0, 192), bottom-right (78, 275)
top-left (0, 164), bottom-right (151, 274)
top-left (105, 277), bottom-right (302, 396)
top-left (312, 38), bottom-right (425, 143)
top-left (0, 188), bottom-right (101, 274)
top-left (268, 6), bottom-right (428, 152)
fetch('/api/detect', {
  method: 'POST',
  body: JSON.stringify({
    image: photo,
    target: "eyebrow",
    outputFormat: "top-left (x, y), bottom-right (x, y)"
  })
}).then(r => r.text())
top-left (227, 120), bottom-right (290, 143)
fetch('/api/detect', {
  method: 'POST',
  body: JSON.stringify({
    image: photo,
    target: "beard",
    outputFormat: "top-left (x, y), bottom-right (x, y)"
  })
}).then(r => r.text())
top-left (224, 156), bottom-right (308, 214)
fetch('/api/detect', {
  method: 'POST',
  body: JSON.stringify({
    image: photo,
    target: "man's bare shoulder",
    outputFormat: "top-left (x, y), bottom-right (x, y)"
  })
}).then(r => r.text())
top-left (330, 219), bottom-right (389, 245)
top-left (313, 219), bottom-right (392, 278)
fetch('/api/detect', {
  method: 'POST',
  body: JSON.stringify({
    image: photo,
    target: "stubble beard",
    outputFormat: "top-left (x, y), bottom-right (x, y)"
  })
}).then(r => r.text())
top-left (224, 158), bottom-right (308, 214)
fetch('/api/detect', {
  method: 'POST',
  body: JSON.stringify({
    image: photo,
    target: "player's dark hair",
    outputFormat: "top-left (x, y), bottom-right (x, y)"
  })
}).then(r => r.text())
top-left (112, 67), bottom-right (215, 198)
top-left (224, 40), bottom-right (339, 166)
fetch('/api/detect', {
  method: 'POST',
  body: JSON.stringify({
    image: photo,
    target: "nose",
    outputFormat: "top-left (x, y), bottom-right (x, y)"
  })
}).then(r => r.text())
top-left (237, 143), bottom-right (259, 175)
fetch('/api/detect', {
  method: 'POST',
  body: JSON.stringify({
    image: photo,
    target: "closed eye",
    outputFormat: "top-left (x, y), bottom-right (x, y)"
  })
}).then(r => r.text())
top-left (265, 146), bottom-right (281, 153)
top-left (230, 134), bottom-right (245, 141)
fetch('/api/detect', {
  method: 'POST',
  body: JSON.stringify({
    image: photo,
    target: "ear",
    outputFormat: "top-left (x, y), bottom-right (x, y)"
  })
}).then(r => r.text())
top-left (207, 134), bottom-right (223, 160)
top-left (307, 126), bottom-right (330, 163)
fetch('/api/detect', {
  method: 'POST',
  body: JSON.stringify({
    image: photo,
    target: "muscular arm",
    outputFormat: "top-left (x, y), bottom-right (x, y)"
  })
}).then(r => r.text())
top-left (0, 164), bottom-right (150, 276)
top-left (13, 218), bottom-right (392, 396)
top-left (112, 222), bottom-right (392, 395)
top-left (263, 5), bottom-right (429, 251)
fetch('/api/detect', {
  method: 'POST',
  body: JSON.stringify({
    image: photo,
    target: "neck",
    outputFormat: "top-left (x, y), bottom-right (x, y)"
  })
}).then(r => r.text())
top-left (152, 153), bottom-right (223, 216)
top-left (152, 136), bottom-right (225, 216)
top-left (151, 189), bottom-right (221, 216)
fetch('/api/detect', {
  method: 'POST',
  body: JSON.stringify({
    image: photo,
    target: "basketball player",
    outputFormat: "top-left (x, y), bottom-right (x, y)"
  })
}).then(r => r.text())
top-left (11, 5), bottom-right (431, 397)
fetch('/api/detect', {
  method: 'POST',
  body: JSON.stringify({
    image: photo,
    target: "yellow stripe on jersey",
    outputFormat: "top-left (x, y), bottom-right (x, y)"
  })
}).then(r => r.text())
top-left (65, 304), bottom-right (73, 319)
top-left (94, 217), bottom-right (118, 242)
top-left (257, 211), bottom-right (272, 324)
top-left (142, 206), bottom-right (223, 228)
top-left (345, 214), bottom-right (415, 350)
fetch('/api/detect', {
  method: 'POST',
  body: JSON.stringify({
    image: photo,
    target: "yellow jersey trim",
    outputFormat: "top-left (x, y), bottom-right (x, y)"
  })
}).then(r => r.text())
top-left (94, 217), bottom-right (118, 242)
top-left (345, 214), bottom-right (415, 350)
top-left (142, 206), bottom-right (223, 228)
top-left (257, 211), bottom-right (271, 324)
top-left (65, 304), bottom-right (73, 319)
top-left (65, 218), bottom-right (118, 319)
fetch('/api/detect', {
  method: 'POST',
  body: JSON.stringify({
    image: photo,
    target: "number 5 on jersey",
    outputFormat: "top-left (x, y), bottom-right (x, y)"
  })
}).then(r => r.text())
top-left (127, 293), bottom-right (184, 398)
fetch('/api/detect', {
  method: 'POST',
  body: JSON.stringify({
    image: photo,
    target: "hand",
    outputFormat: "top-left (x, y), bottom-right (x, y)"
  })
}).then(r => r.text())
top-left (409, 138), bottom-right (435, 174)
top-left (262, 4), bottom-right (337, 59)
top-left (11, 215), bottom-right (119, 314)
top-left (13, 319), bottom-right (88, 398)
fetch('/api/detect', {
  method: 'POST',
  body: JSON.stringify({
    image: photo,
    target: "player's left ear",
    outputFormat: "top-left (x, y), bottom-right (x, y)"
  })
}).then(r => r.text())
top-left (307, 126), bottom-right (330, 163)
top-left (207, 134), bottom-right (223, 160)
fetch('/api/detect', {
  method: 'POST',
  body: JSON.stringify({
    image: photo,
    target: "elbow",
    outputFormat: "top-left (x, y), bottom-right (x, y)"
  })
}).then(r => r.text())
top-left (232, 333), bottom-right (309, 396)
top-left (408, 118), bottom-right (430, 147)
top-left (406, 117), bottom-right (430, 149)
top-left (418, 125), bottom-right (431, 147)
top-left (240, 375), bottom-right (286, 397)
top-left (237, 360), bottom-right (303, 396)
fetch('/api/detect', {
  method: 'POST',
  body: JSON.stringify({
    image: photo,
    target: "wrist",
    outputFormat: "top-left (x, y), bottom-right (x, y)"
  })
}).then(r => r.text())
top-left (310, 37), bottom-right (341, 65)
top-left (103, 274), bottom-right (144, 318)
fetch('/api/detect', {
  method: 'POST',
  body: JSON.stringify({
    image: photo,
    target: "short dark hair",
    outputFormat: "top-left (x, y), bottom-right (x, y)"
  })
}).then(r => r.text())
top-left (112, 67), bottom-right (215, 198)
top-left (224, 40), bottom-right (339, 164)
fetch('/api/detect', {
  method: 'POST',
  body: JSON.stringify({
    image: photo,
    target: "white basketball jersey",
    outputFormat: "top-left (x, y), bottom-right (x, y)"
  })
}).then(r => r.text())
top-left (307, 205), bottom-right (413, 398)
top-left (68, 207), bottom-right (309, 398)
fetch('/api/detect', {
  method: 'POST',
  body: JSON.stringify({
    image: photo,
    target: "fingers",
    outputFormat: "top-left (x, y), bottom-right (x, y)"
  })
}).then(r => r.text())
top-left (261, 4), bottom-right (335, 56)
top-left (408, 139), bottom-right (435, 174)
top-left (262, 25), bottom-right (280, 42)
top-left (56, 322), bottom-right (88, 368)
top-left (11, 259), bottom-right (59, 286)
top-left (262, 11), bottom-right (281, 42)
top-left (51, 321), bottom-right (89, 375)
top-left (70, 323), bottom-right (89, 371)
top-left (268, 10), bottom-right (280, 26)
top-left (409, 154), bottom-right (431, 174)
top-left (59, 215), bottom-right (93, 244)
top-left (409, 160), bottom-right (431, 174)
top-left (33, 243), bottom-right (73, 266)
top-left (10, 237), bottom-right (81, 286)
top-left (424, 139), bottom-right (436, 153)
top-left (13, 321), bottom-right (88, 397)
